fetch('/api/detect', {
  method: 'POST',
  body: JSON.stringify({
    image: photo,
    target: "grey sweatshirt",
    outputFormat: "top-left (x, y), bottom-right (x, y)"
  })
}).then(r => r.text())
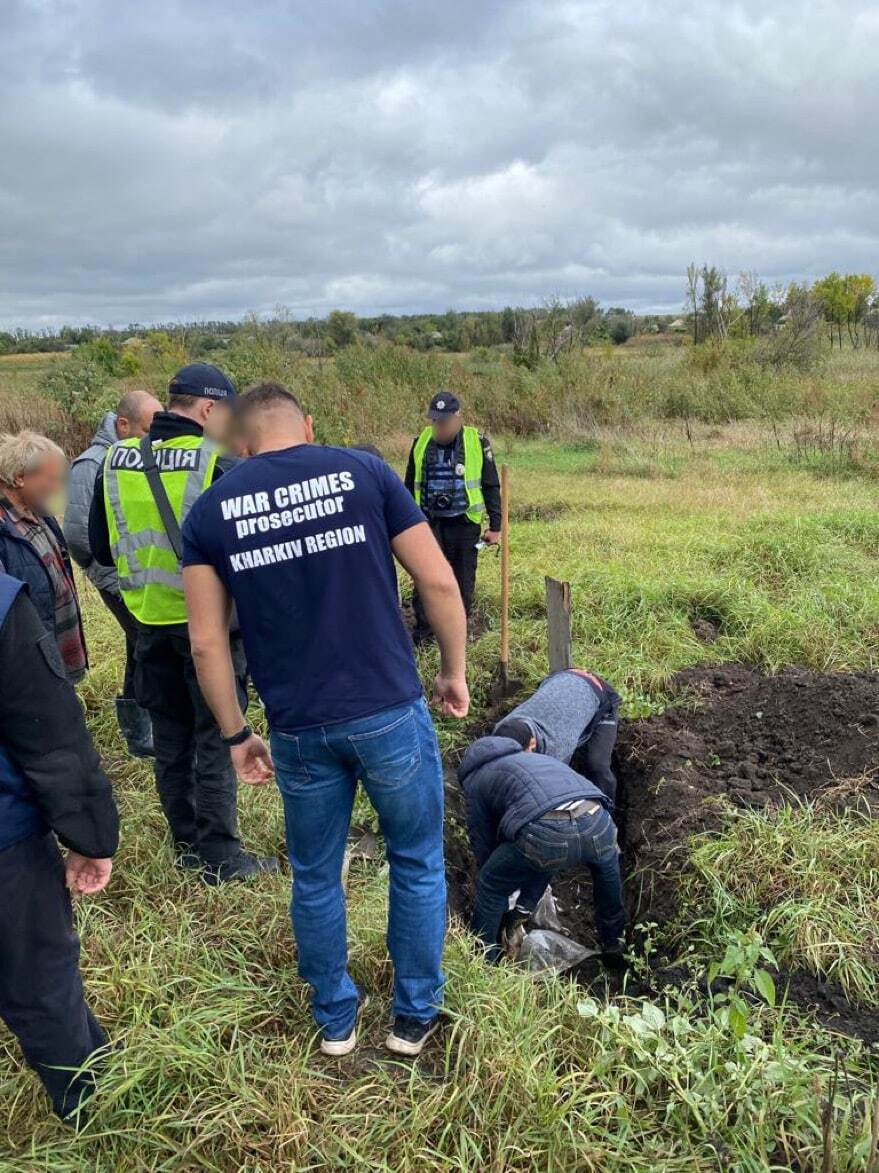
top-left (493, 670), bottom-right (604, 763)
top-left (63, 412), bottom-right (120, 595)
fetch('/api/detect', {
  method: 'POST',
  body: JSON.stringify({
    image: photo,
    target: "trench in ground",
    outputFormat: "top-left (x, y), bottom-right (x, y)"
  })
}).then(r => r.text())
top-left (442, 664), bottom-right (879, 1042)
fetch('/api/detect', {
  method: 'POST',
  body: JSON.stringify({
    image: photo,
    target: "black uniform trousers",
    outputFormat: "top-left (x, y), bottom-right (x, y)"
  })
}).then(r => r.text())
top-left (571, 686), bottom-right (622, 807)
top-left (98, 588), bottom-right (138, 699)
top-left (0, 832), bottom-right (107, 1119)
top-left (134, 627), bottom-right (244, 865)
top-left (413, 517), bottom-right (481, 642)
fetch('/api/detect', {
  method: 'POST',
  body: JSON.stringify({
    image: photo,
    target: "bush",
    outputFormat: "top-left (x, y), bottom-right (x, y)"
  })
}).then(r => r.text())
top-left (41, 358), bottom-right (115, 427)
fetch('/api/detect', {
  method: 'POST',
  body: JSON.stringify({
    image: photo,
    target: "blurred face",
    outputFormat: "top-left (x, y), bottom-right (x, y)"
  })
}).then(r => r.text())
top-left (431, 412), bottom-right (463, 445)
top-left (15, 452), bottom-right (66, 515)
top-left (203, 400), bottom-right (233, 443)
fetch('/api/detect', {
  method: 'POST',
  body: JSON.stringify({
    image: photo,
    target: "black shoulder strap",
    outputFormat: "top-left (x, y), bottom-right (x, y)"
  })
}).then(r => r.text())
top-left (139, 436), bottom-right (183, 561)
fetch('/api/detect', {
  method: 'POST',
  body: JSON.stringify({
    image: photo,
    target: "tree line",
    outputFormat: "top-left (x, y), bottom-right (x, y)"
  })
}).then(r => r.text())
top-left (684, 264), bottom-right (879, 350)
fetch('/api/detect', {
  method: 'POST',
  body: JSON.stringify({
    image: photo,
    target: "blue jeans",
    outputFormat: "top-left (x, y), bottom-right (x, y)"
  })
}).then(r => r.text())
top-left (472, 806), bottom-right (625, 961)
top-left (271, 698), bottom-right (446, 1037)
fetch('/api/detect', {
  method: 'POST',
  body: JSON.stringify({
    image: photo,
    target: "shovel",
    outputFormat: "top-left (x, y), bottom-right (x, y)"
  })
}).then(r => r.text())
top-left (490, 463), bottom-right (522, 703)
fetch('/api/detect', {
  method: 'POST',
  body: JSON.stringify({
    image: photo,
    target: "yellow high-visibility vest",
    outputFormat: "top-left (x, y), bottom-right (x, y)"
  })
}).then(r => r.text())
top-left (103, 435), bottom-right (219, 625)
top-left (412, 425), bottom-right (485, 524)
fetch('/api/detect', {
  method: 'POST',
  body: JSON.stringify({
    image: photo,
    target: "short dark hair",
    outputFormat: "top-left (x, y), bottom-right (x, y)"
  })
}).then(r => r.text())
top-left (236, 381), bottom-right (305, 421)
top-left (167, 393), bottom-right (201, 412)
top-left (493, 719), bottom-right (534, 749)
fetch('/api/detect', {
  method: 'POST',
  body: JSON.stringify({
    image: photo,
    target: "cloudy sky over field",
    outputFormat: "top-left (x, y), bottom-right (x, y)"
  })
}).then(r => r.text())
top-left (1, 0), bottom-right (877, 328)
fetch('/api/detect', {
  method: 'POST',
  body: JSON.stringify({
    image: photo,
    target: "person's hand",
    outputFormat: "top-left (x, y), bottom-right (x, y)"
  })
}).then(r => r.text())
top-left (432, 673), bottom-right (470, 718)
top-left (65, 853), bottom-right (113, 896)
top-left (483, 530), bottom-right (501, 545)
top-left (231, 733), bottom-right (274, 784)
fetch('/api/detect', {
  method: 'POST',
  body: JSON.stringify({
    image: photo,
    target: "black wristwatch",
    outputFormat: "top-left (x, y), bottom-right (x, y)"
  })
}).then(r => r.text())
top-left (221, 724), bottom-right (252, 747)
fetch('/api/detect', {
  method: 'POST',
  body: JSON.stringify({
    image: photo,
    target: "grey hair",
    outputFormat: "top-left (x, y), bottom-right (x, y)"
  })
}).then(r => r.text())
top-left (0, 431), bottom-right (66, 487)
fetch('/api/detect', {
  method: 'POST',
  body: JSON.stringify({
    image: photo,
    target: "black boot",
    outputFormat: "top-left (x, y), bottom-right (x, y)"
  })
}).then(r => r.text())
top-left (115, 698), bottom-right (155, 759)
top-left (201, 851), bottom-right (279, 887)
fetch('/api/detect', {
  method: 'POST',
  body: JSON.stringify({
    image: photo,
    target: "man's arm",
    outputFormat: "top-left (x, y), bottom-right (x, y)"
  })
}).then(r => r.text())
top-left (391, 521), bottom-right (469, 718)
top-left (0, 592), bottom-right (118, 877)
top-left (184, 563), bottom-right (273, 783)
top-left (480, 434), bottom-right (502, 534)
top-left (403, 441), bottom-right (417, 496)
top-left (88, 469), bottom-right (114, 566)
top-left (62, 459), bottom-right (96, 570)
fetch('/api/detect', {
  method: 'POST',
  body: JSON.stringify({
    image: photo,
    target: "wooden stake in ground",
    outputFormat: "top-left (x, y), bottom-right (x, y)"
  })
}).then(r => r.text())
top-left (545, 577), bottom-right (573, 673)
top-left (499, 463), bottom-right (511, 691)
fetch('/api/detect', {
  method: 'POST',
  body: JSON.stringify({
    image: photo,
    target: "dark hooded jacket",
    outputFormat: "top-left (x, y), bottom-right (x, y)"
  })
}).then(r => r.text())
top-left (0, 574), bottom-right (118, 856)
top-left (457, 735), bottom-right (609, 867)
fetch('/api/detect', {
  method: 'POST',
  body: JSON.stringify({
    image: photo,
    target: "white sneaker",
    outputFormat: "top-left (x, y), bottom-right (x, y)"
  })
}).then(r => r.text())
top-left (320, 1027), bottom-right (357, 1057)
top-left (320, 991), bottom-right (368, 1057)
top-left (385, 1015), bottom-right (440, 1057)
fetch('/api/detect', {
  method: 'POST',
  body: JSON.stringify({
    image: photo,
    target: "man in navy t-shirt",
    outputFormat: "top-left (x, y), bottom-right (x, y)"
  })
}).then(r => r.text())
top-left (182, 381), bottom-right (469, 1059)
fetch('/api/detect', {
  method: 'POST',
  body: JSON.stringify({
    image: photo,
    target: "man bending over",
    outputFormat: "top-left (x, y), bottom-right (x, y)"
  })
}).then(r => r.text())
top-left (459, 733), bottom-right (625, 967)
top-left (494, 668), bottom-right (621, 805)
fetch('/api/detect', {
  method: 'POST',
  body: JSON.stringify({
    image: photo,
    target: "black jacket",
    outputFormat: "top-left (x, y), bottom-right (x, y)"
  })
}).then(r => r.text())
top-left (0, 577), bottom-right (118, 857)
top-left (404, 430), bottom-right (502, 531)
top-left (458, 736), bottom-right (610, 866)
top-left (88, 411), bottom-right (236, 568)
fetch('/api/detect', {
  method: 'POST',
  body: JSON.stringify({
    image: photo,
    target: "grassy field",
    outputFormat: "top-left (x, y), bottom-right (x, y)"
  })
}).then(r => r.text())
top-left (0, 356), bottom-right (878, 1169)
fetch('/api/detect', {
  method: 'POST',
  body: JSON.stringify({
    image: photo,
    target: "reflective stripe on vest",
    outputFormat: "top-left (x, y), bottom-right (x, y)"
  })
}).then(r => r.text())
top-left (104, 436), bottom-right (219, 625)
top-left (412, 425), bottom-right (485, 524)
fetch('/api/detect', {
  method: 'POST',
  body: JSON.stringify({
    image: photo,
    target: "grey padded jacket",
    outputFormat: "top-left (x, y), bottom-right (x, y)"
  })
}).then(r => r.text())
top-left (63, 412), bottom-right (119, 594)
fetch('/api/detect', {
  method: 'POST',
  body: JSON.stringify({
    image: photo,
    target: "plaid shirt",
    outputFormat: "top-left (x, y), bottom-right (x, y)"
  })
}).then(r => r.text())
top-left (0, 498), bottom-right (87, 683)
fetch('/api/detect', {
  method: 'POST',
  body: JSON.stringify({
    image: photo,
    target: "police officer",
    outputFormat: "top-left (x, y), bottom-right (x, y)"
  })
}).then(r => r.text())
top-left (88, 363), bottom-right (277, 885)
top-left (404, 392), bottom-right (501, 644)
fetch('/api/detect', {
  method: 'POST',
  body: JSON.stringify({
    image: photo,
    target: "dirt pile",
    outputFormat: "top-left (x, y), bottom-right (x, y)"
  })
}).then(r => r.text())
top-left (615, 664), bottom-right (879, 927)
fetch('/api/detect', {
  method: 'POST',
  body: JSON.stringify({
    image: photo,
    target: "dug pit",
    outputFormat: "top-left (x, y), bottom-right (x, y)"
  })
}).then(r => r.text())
top-left (444, 663), bottom-right (879, 1038)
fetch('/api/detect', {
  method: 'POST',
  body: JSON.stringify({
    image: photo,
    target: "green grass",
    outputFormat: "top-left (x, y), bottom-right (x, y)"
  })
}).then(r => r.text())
top-left (672, 802), bottom-right (879, 1007)
top-left (427, 427), bottom-right (879, 749)
top-left (2, 427), bottom-right (879, 1169)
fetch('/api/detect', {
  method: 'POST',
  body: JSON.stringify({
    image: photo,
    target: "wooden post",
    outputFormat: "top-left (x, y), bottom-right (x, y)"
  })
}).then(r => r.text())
top-left (499, 464), bottom-right (511, 689)
top-left (545, 576), bottom-right (572, 673)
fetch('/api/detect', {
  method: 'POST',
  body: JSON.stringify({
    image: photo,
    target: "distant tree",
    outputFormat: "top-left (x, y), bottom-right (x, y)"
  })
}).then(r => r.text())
top-left (570, 297), bottom-right (597, 328)
top-left (500, 306), bottom-right (516, 343)
top-left (811, 272), bottom-right (875, 349)
top-left (699, 265), bottom-right (732, 339)
top-left (327, 310), bottom-right (358, 349)
top-left (686, 263), bottom-right (701, 344)
top-left (754, 282), bottom-right (824, 372)
top-left (737, 271), bottom-right (772, 337)
top-left (606, 313), bottom-right (634, 345)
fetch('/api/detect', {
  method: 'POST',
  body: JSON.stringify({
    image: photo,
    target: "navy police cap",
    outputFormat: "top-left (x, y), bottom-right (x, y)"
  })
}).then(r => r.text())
top-left (427, 391), bottom-right (461, 419)
top-left (169, 363), bottom-right (237, 401)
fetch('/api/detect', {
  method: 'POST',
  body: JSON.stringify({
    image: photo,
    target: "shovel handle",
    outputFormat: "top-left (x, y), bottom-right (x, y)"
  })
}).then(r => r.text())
top-left (500, 464), bottom-right (510, 672)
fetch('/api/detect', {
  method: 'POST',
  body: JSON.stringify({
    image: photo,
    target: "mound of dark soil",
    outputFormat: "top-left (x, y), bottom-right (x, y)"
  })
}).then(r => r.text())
top-left (616, 664), bottom-right (879, 929)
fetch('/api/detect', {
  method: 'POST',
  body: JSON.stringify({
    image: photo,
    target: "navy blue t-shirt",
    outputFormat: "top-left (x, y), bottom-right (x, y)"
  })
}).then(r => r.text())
top-left (182, 445), bottom-right (426, 733)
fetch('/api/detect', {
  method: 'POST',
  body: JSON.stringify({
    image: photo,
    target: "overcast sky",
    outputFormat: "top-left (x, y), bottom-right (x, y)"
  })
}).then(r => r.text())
top-left (1, 0), bottom-right (877, 330)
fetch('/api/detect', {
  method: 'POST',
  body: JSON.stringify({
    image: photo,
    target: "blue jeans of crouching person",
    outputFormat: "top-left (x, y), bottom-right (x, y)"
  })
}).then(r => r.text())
top-left (472, 805), bottom-right (625, 961)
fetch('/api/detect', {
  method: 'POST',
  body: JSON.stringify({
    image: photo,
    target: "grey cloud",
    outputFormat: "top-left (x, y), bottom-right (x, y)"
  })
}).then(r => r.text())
top-left (1, 0), bottom-right (877, 329)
